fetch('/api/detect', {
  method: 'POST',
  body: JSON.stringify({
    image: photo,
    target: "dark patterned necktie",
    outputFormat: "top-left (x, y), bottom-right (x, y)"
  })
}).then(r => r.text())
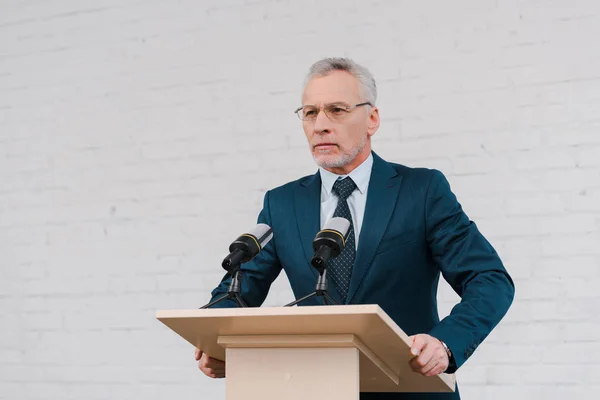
top-left (328, 177), bottom-right (357, 302)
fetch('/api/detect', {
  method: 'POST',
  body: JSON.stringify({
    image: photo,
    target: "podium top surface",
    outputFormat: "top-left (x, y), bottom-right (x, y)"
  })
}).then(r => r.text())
top-left (157, 304), bottom-right (455, 393)
top-left (157, 304), bottom-right (407, 360)
top-left (158, 303), bottom-right (391, 325)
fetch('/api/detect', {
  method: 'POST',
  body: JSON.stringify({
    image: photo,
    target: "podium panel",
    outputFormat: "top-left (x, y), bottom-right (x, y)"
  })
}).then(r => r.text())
top-left (227, 347), bottom-right (359, 400)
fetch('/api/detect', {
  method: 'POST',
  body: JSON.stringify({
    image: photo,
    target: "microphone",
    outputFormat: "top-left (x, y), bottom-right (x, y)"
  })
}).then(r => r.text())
top-left (311, 217), bottom-right (351, 274)
top-left (283, 217), bottom-right (350, 307)
top-left (222, 224), bottom-right (273, 272)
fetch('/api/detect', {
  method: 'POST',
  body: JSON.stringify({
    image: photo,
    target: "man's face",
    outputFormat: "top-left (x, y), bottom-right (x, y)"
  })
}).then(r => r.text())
top-left (301, 70), bottom-right (379, 173)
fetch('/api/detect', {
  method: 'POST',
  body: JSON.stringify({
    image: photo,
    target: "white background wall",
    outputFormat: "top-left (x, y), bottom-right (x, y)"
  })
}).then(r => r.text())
top-left (1, 0), bottom-right (599, 399)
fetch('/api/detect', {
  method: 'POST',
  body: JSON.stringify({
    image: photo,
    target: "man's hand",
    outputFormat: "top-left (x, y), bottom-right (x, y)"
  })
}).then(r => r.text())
top-left (408, 334), bottom-right (449, 377)
top-left (195, 348), bottom-right (226, 378)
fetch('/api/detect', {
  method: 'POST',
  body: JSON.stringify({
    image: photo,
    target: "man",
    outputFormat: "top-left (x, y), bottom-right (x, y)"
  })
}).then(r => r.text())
top-left (195, 58), bottom-right (515, 399)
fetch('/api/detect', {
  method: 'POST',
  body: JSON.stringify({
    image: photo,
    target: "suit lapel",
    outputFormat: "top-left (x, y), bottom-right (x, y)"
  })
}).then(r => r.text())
top-left (346, 152), bottom-right (403, 304)
top-left (294, 172), bottom-right (343, 304)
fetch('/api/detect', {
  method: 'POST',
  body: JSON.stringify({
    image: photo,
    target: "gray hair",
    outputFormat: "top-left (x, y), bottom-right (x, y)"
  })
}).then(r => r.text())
top-left (304, 57), bottom-right (377, 105)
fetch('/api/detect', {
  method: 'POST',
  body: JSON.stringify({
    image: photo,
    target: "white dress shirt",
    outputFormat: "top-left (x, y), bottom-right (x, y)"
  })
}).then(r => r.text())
top-left (319, 153), bottom-right (374, 249)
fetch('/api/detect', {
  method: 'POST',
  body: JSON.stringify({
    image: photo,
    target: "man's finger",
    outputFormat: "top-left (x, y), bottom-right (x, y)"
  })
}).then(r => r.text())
top-left (421, 360), bottom-right (438, 376)
top-left (200, 364), bottom-right (226, 379)
top-left (195, 348), bottom-right (202, 361)
top-left (409, 338), bottom-right (440, 375)
top-left (199, 354), bottom-right (210, 368)
top-left (415, 337), bottom-right (436, 367)
top-left (410, 334), bottom-right (427, 357)
top-left (202, 366), bottom-right (226, 374)
top-left (200, 354), bottom-right (226, 370)
top-left (410, 351), bottom-right (433, 371)
top-left (201, 368), bottom-right (225, 378)
top-left (424, 364), bottom-right (444, 377)
top-left (204, 356), bottom-right (225, 367)
top-left (424, 358), bottom-right (447, 377)
top-left (203, 361), bottom-right (225, 371)
top-left (421, 353), bottom-right (442, 375)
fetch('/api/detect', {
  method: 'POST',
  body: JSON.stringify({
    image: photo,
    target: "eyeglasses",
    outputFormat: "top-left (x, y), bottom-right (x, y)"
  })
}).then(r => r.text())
top-left (294, 102), bottom-right (372, 121)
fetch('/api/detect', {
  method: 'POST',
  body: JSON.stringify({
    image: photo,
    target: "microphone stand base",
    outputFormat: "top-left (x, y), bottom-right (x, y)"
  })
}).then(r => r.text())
top-left (199, 269), bottom-right (247, 308)
top-left (284, 270), bottom-right (339, 307)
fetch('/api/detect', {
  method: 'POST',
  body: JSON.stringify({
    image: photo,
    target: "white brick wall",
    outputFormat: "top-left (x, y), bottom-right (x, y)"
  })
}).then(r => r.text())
top-left (1, 1), bottom-right (599, 399)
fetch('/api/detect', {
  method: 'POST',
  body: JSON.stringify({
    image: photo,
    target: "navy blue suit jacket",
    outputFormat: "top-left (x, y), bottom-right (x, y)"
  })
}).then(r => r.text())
top-left (209, 152), bottom-right (515, 399)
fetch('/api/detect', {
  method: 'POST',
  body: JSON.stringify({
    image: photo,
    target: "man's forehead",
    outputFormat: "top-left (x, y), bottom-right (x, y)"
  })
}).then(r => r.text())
top-left (302, 71), bottom-right (360, 103)
top-left (303, 88), bottom-right (353, 103)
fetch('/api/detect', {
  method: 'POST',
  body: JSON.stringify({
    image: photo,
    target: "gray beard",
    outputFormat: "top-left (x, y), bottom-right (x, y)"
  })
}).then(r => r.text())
top-left (313, 136), bottom-right (367, 169)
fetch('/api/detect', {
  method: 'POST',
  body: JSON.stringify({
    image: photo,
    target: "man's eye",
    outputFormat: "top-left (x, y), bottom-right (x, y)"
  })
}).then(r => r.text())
top-left (329, 107), bottom-right (347, 115)
top-left (304, 109), bottom-right (317, 116)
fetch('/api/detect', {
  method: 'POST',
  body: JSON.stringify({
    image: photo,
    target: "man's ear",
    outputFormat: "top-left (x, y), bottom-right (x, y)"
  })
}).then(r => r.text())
top-left (367, 106), bottom-right (380, 137)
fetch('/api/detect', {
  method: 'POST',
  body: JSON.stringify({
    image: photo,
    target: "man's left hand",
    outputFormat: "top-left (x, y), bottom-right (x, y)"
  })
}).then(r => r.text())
top-left (408, 334), bottom-right (449, 377)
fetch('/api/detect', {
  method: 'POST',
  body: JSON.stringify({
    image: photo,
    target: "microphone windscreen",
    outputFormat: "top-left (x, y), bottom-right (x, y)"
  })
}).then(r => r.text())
top-left (249, 223), bottom-right (273, 248)
top-left (323, 217), bottom-right (350, 237)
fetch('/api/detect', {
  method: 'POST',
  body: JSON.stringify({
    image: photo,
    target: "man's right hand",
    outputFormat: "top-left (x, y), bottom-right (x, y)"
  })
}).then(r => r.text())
top-left (195, 348), bottom-right (226, 378)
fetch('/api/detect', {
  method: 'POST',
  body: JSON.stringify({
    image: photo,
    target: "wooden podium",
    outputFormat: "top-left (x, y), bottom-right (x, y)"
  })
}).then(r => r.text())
top-left (157, 304), bottom-right (455, 400)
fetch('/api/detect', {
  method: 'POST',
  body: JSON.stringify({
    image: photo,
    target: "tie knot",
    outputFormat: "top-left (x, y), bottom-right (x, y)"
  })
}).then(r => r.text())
top-left (332, 177), bottom-right (357, 201)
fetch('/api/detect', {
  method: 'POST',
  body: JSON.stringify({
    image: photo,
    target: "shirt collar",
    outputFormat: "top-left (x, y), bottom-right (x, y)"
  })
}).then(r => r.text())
top-left (319, 153), bottom-right (373, 196)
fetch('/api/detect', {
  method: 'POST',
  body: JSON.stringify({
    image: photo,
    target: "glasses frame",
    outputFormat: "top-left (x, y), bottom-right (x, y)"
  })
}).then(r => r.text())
top-left (294, 101), bottom-right (373, 121)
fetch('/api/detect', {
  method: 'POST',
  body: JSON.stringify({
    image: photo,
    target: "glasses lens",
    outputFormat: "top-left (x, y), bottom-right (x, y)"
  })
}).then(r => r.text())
top-left (324, 104), bottom-right (350, 120)
top-left (300, 106), bottom-right (318, 120)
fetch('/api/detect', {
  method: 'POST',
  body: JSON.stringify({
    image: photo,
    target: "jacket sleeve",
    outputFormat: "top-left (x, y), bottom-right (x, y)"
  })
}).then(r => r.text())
top-left (425, 170), bottom-right (515, 372)
top-left (207, 190), bottom-right (283, 308)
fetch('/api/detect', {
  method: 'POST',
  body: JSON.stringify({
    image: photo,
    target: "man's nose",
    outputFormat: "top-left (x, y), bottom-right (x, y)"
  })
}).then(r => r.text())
top-left (313, 108), bottom-right (331, 134)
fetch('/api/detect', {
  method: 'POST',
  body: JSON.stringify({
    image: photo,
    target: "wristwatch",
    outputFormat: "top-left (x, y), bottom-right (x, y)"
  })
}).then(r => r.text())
top-left (440, 340), bottom-right (452, 358)
top-left (439, 340), bottom-right (457, 373)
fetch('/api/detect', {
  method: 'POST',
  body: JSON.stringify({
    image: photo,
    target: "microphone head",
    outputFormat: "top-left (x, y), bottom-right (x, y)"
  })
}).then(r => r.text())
top-left (223, 224), bottom-right (274, 271)
top-left (310, 217), bottom-right (351, 272)
top-left (248, 223), bottom-right (274, 248)
top-left (313, 217), bottom-right (351, 253)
